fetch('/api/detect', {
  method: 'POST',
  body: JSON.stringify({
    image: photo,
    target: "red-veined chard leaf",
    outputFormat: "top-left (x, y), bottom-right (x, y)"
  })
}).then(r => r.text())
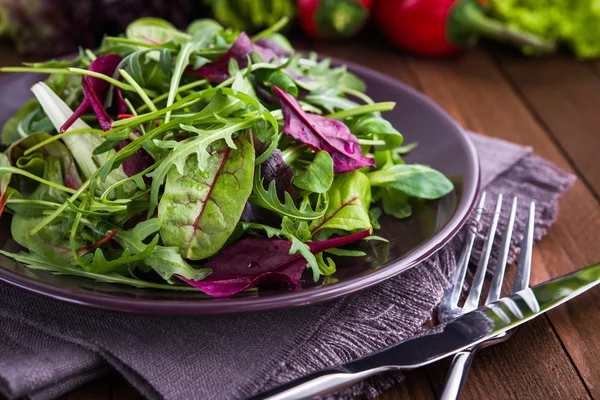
top-left (273, 86), bottom-right (375, 173)
top-left (192, 32), bottom-right (276, 83)
top-left (177, 229), bottom-right (369, 297)
top-left (310, 170), bottom-right (372, 238)
top-left (61, 54), bottom-right (127, 132)
top-left (158, 135), bottom-right (255, 260)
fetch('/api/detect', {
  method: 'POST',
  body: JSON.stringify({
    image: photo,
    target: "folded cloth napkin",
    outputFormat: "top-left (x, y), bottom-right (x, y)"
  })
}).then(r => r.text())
top-left (0, 133), bottom-right (575, 400)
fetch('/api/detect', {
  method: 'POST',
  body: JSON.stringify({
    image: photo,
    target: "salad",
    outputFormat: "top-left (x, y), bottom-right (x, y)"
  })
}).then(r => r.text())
top-left (0, 18), bottom-right (453, 297)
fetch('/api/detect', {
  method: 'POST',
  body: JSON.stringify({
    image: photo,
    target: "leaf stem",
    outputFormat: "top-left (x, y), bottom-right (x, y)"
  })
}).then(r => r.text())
top-left (252, 17), bottom-right (290, 43)
top-left (29, 179), bottom-right (90, 236)
top-left (0, 167), bottom-right (77, 194)
top-left (23, 128), bottom-right (105, 156)
top-left (119, 69), bottom-right (158, 112)
top-left (139, 79), bottom-right (207, 112)
top-left (325, 102), bottom-right (396, 120)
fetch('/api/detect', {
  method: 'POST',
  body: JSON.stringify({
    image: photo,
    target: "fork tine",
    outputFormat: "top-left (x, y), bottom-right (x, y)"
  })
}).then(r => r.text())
top-left (485, 197), bottom-right (518, 304)
top-left (445, 193), bottom-right (487, 311)
top-left (511, 201), bottom-right (535, 293)
top-left (463, 193), bottom-right (503, 312)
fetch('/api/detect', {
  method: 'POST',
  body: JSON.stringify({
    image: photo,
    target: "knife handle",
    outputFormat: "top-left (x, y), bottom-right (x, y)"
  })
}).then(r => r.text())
top-left (439, 350), bottom-right (476, 400)
top-left (250, 366), bottom-right (392, 400)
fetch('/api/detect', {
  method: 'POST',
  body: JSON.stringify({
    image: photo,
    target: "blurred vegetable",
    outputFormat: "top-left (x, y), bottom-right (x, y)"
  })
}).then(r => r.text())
top-left (0, 0), bottom-right (201, 56)
top-left (489, 0), bottom-right (600, 59)
top-left (298, 0), bottom-right (372, 39)
top-left (204, 0), bottom-right (295, 32)
top-left (374, 0), bottom-right (555, 57)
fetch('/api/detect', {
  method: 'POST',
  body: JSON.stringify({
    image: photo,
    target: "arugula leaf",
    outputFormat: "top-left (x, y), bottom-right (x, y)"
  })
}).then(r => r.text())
top-left (293, 151), bottom-right (333, 194)
top-left (0, 250), bottom-right (200, 291)
top-left (249, 166), bottom-right (326, 221)
top-left (368, 164), bottom-right (454, 200)
top-left (310, 170), bottom-right (372, 238)
top-left (159, 135), bottom-right (254, 260)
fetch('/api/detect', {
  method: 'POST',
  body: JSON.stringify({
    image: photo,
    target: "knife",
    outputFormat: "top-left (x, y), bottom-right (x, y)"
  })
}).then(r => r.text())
top-left (251, 262), bottom-right (600, 400)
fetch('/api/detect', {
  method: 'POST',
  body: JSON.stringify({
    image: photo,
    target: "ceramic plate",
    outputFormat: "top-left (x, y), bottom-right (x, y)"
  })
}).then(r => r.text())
top-left (0, 58), bottom-right (480, 315)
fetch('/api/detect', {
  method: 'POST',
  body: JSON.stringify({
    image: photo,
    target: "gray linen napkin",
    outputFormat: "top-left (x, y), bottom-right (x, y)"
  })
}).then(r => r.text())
top-left (0, 133), bottom-right (575, 400)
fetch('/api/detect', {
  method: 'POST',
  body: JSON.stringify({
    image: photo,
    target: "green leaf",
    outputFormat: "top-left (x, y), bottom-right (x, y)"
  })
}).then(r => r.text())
top-left (382, 188), bottom-right (412, 219)
top-left (86, 236), bottom-right (157, 274)
top-left (368, 206), bottom-right (382, 230)
top-left (0, 250), bottom-right (201, 291)
top-left (316, 252), bottom-right (336, 276)
top-left (126, 18), bottom-right (191, 46)
top-left (158, 135), bottom-right (254, 260)
top-left (250, 166), bottom-right (326, 221)
top-left (31, 82), bottom-right (130, 191)
top-left (1, 99), bottom-right (38, 145)
top-left (187, 19), bottom-right (223, 36)
top-left (368, 164), bottom-right (454, 200)
top-left (310, 170), bottom-right (372, 237)
top-left (293, 151), bottom-right (334, 194)
top-left (346, 113), bottom-right (403, 150)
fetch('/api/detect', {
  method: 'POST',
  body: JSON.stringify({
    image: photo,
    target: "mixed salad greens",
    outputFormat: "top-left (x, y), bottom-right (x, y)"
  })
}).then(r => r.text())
top-left (0, 17), bottom-right (453, 297)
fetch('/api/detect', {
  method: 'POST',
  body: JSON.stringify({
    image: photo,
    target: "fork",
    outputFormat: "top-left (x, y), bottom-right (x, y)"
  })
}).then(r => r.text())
top-left (437, 192), bottom-right (536, 400)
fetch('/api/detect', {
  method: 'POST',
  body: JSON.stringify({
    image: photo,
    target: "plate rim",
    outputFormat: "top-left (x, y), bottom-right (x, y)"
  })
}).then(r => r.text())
top-left (0, 57), bottom-right (481, 315)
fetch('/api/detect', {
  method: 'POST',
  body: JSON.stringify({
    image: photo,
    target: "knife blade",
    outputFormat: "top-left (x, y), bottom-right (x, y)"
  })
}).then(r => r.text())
top-left (252, 262), bottom-right (600, 400)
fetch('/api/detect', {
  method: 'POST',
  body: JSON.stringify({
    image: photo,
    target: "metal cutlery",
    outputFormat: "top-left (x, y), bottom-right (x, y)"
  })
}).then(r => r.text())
top-left (437, 193), bottom-right (534, 400)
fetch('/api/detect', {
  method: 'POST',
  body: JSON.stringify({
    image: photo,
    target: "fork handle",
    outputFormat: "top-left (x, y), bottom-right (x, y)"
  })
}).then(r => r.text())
top-left (439, 350), bottom-right (476, 400)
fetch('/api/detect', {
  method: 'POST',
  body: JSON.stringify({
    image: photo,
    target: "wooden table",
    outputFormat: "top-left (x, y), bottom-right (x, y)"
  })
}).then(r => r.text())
top-left (2, 32), bottom-right (599, 400)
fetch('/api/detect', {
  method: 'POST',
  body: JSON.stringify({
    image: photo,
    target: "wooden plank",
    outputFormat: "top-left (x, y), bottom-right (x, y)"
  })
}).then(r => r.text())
top-left (301, 43), bottom-right (595, 398)
top-left (495, 54), bottom-right (600, 199)
top-left (377, 369), bottom-right (436, 400)
top-left (402, 50), bottom-right (600, 398)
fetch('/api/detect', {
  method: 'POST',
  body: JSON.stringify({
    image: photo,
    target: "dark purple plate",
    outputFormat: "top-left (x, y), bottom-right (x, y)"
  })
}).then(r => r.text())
top-left (0, 58), bottom-right (479, 315)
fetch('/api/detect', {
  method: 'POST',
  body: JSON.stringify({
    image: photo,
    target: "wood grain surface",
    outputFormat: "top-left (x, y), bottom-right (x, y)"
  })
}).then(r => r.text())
top-left (1, 30), bottom-right (598, 400)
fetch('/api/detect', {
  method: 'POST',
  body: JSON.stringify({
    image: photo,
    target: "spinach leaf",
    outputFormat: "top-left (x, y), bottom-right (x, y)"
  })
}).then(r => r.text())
top-left (310, 170), bottom-right (372, 238)
top-left (293, 151), bottom-right (333, 194)
top-left (382, 188), bottom-right (412, 219)
top-left (126, 18), bottom-right (191, 45)
top-left (159, 135), bottom-right (254, 260)
top-left (368, 164), bottom-right (454, 200)
top-left (346, 113), bottom-right (404, 150)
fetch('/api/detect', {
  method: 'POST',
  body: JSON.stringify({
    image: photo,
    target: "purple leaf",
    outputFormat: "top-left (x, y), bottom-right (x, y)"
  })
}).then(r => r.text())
top-left (256, 37), bottom-right (292, 57)
top-left (177, 230), bottom-right (370, 297)
top-left (81, 76), bottom-right (112, 131)
top-left (192, 32), bottom-right (277, 83)
top-left (273, 87), bottom-right (376, 174)
top-left (60, 54), bottom-right (127, 132)
top-left (261, 149), bottom-right (296, 202)
top-left (115, 130), bottom-right (155, 177)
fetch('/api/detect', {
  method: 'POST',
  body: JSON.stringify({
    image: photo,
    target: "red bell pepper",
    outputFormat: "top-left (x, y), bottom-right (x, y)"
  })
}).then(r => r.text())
top-left (373, 0), bottom-right (556, 57)
top-left (297, 0), bottom-right (373, 39)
